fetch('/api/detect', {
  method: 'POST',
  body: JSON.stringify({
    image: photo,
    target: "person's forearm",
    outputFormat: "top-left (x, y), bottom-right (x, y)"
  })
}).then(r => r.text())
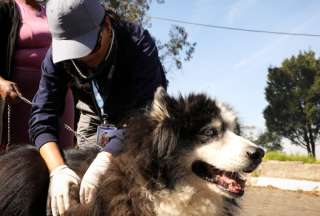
top-left (39, 142), bottom-right (65, 172)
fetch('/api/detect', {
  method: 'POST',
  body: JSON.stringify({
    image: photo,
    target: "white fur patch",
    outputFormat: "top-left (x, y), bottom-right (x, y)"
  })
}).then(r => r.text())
top-left (154, 179), bottom-right (223, 216)
top-left (182, 130), bottom-right (261, 199)
top-left (216, 102), bottom-right (237, 129)
top-left (194, 130), bottom-right (257, 172)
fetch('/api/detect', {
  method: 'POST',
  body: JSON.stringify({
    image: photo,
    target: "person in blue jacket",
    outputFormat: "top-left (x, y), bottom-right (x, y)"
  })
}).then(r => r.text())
top-left (29, 0), bottom-right (167, 215)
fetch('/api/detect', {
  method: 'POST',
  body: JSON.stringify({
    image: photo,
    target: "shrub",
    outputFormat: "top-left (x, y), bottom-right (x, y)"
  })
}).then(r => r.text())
top-left (264, 151), bottom-right (320, 164)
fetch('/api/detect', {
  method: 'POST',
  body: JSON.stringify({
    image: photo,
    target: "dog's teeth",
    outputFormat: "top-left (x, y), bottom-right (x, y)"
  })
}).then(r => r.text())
top-left (202, 176), bottom-right (216, 183)
top-left (238, 172), bottom-right (247, 181)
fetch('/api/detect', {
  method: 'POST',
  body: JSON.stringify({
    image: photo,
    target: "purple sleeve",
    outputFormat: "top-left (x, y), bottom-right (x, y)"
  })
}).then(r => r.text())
top-left (102, 128), bottom-right (126, 155)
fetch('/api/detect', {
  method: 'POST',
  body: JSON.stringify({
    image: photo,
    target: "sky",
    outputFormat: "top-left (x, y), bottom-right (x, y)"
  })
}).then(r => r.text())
top-left (147, 0), bottom-right (320, 157)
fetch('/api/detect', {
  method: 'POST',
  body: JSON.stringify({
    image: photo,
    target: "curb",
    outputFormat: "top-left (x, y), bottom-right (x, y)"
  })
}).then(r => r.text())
top-left (248, 176), bottom-right (320, 192)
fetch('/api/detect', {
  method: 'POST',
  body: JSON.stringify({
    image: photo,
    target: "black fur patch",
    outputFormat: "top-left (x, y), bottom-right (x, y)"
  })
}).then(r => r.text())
top-left (0, 145), bottom-right (49, 215)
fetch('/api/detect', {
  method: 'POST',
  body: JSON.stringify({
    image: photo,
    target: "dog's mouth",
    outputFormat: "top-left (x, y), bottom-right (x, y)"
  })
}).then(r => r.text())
top-left (192, 160), bottom-right (246, 197)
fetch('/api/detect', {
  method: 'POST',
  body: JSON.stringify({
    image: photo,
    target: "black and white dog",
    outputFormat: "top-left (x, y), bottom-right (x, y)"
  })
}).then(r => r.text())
top-left (0, 87), bottom-right (264, 216)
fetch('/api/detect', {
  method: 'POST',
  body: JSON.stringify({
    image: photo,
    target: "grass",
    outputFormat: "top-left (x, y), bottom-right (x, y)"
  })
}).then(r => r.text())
top-left (264, 151), bottom-right (320, 164)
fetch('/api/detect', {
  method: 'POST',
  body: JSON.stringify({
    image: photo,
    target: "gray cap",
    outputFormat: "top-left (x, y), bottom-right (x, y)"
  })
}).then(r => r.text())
top-left (46, 0), bottom-right (105, 63)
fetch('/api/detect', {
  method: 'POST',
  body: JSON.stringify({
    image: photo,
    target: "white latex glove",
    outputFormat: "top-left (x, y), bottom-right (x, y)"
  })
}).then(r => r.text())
top-left (80, 152), bottom-right (111, 204)
top-left (49, 165), bottom-right (81, 216)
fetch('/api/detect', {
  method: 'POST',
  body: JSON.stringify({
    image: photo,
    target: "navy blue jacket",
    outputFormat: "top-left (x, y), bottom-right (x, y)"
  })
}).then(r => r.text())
top-left (29, 17), bottom-right (167, 150)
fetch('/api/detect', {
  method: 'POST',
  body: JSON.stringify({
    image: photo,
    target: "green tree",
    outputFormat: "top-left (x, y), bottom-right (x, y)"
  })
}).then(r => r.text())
top-left (255, 131), bottom-right (283, 151)
top-left (264, 50), bottom-right (320, 157)
top-left (102, 0), bottom-right (196, 71)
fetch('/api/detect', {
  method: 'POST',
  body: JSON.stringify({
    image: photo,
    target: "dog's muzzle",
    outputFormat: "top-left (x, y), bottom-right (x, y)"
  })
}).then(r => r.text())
top-left (243, 147), bottom-right (265, 173)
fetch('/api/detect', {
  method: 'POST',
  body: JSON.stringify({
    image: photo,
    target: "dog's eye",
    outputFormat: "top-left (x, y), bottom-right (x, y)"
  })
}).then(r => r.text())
top-left (203, 128), bottom-right (218, 137)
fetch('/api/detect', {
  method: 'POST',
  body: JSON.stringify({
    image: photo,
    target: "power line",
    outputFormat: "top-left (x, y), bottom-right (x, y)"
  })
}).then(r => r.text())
top-left (150, 16), bottom-right (320, 38)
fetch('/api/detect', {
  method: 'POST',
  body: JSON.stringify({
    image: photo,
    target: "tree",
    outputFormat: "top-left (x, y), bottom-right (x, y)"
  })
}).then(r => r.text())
top-left (255, 131), bottom-right (283, 151)
top-left (264, 50), bottom-right (320, 157)
top-left (102, 0), bottom-right (196, 71)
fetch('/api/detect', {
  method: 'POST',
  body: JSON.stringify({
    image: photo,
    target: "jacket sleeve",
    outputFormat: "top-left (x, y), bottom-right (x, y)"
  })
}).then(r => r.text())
top-left (29, 48), bottom-right (68, 149)
top-left (100, 25), bottom-right (167, 154)
top-left (130, 24), bottom-right (168, 107)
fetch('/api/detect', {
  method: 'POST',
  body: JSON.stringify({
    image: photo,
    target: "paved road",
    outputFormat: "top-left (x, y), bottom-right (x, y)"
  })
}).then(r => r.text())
top-left (239, 187), bottom-right (320, 216)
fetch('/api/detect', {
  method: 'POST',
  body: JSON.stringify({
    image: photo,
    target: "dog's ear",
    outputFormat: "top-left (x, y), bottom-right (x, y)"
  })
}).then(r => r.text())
top-left (150, 87), bottom-right (178, 158)
top-left (216, 102), bottom-right (240, 134)
top-left (150, 87), bottom-right (171, 122)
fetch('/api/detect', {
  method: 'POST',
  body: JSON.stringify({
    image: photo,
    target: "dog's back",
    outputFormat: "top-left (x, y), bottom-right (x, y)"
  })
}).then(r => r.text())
top-left (0, 145), bottom-right (49, 215)
top-left (0, 145), bottom-right (99, 216)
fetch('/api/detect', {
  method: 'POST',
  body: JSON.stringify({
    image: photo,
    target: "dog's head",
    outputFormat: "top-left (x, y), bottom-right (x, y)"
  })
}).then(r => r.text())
top-left (127, 87), bottom-right (264, 198)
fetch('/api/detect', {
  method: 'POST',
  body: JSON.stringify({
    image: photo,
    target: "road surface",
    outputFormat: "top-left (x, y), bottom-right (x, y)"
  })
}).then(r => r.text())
top-left (239, 187), bottom-right (320, 216)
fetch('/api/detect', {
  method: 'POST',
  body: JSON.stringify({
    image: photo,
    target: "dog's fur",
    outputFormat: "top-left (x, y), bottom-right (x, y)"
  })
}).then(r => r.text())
top-left (0, 88), bottom-right (264, 216)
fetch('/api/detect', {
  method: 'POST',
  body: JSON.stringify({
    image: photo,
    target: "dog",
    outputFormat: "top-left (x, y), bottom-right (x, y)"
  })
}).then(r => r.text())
top-left (0, 87), bottom-right (264, 216)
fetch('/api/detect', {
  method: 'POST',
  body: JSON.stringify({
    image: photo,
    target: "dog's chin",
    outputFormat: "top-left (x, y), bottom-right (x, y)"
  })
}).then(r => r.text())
top-left (191, 160), bottom-right (247, 198)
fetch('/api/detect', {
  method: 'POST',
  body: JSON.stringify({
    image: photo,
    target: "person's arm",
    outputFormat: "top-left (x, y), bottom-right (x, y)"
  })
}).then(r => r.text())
top-left (79, 150), bottom-right (112, 204)
top-left (0, 76), bottom-right (21, 102)
top-left (130, 24), bottom-right (167, 107)
top-left (0, 1), bottom-right (21, 103)
top-left (29, 48), bottom-right (68, 150)
top-left (39, 142), bottom-right (65, 171)
top-left (29, 49), bottom-right (80, 215)
top-left (79, 128), bottom-right (125, 204)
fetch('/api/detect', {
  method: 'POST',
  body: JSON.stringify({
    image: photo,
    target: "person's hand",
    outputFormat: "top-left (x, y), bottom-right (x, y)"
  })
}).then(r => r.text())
top-left (0, 78), bottom-right (21, 103)
top-left (80, 151), bottom-right (112, 204)
top-left (49, 165), bottom-right (81, 216)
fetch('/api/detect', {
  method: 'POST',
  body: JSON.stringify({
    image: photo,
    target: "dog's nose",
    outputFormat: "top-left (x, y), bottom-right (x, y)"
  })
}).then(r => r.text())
top-left (246, 147), bottom-right (265, 161)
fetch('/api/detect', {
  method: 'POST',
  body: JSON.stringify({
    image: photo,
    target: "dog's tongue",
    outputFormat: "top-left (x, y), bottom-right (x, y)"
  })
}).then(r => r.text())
top-left (217, 173), bottom-right (243, 194)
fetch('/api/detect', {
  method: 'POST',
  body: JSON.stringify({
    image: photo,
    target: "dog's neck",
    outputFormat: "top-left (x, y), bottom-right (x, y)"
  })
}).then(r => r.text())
top-left (222, 197), bottom-right (239, 216)
top-left (153, 179), bottom-right (234, 216)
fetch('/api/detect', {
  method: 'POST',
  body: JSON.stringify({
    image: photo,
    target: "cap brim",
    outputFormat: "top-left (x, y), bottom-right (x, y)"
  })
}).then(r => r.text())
top-left (51, 27), bottom-right (100, 63)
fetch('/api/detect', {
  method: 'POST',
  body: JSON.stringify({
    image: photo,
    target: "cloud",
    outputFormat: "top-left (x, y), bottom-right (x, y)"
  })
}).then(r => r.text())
top-left (226, 0), bottom-right (258, 25)
top-left (233, 12), bottom-right (320, 71)
top-left (191, 0), bottom-right (217, 22)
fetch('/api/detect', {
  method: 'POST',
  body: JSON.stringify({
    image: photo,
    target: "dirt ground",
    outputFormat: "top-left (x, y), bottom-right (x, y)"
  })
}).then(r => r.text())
top-left (238, 187), bottom-right (320, 216)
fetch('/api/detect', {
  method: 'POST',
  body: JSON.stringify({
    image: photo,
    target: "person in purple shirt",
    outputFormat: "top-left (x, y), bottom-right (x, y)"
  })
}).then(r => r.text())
top-left (0, 0), bottom-right (74, 151)
top-left (29, 0), bottom-right (167, 215)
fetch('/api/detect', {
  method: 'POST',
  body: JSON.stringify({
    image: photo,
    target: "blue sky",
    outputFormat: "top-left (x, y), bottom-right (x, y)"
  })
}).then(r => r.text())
top-left (147, 0), bottom-right (320, 135)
